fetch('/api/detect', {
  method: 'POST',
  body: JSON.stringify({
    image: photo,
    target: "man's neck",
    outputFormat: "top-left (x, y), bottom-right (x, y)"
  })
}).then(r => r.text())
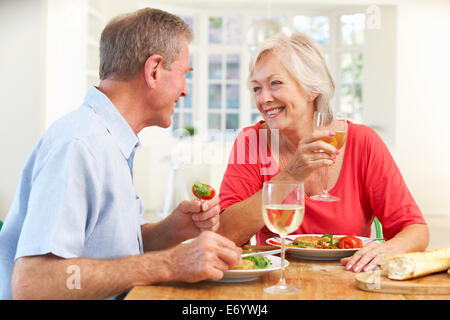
top-left (98, 77), bottom-right (146, 134)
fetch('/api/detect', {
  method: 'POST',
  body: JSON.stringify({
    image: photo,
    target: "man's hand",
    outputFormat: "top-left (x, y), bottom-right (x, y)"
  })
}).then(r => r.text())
top-left (168, 195), bottom-right (221, 242)
top-left (141, 195), bottom-right (222, 251)
top-left (166, 231), bottom-right (242, 282)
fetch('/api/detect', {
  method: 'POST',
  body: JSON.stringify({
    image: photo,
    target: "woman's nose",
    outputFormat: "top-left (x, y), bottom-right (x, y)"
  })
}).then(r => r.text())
top-left (258, 87), bottom-right (273, 104)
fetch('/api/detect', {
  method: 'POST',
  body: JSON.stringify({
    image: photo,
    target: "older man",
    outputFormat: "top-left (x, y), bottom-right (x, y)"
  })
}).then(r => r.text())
top-left (0, 8), bottom-right (241, 300)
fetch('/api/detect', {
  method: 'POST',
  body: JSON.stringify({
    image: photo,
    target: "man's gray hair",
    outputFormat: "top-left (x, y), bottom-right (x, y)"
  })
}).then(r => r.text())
top-left (99, 8), bottom-right (193, 80)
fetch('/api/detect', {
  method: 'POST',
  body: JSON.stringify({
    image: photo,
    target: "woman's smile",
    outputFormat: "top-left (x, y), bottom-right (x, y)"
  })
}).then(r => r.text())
top-left (265, 106), bottom-right (286, 118)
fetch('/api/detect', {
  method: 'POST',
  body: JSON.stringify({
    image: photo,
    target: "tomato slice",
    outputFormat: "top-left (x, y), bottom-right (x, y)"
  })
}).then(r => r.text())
top-left (192, 182), bottom-right (216, 200)
top-left (338, 236), bottom-right (363, 249)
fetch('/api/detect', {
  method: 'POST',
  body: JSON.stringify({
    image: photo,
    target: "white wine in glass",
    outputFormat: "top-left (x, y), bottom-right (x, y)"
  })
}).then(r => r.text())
top-left (310, 111), bottom-right (347, 202)
top-left (262, 182), bottom-right (305, 294)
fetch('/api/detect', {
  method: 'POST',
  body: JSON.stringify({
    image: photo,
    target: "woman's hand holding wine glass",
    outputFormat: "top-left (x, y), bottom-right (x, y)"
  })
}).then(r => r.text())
top-left (310, 111), bottom-right (347, 202)
top-left (273, 130), bottom-right (338, 184)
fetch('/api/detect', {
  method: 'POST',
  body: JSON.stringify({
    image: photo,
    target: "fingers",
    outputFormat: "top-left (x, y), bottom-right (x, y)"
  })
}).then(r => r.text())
top-left (216, 246), bottom-right (242, 269)
top-left (201, 195), bottom-right (219, 211)
top-left (343, 242), bottom-right (383, 272)
top-left (192, 214), bottom-right (220, 232)
top-left (193, 232), bottom-right (242, 281)
top-left (178, 199), bottom-right (202, 213)
top-left (199, 231), bottom-right (240, 252)
top-left (198, 231), bottom-right (242, 265)
top-left (179, 195), bottom-right (219, 214)
top-left (192, 200), bottom-right (220, 222)
top-left (168, 231), bottom-right (243, 283)
top-left (191, 200), bottom-right (220, 231)
top-left (177, 197), bottom-right (220, 229)
top-left (301, 147), bottom-right (336, 166)
top-left (300, 139), bottom-right (339, 159)
top-left (295, 132), bottom-right (339, 166)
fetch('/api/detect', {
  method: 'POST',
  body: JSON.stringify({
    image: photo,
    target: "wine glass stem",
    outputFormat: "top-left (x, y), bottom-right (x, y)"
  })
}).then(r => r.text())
top-left (322, 167), bottom-right (329, 195)
top-left (279, 235), bottom-right (287, 288)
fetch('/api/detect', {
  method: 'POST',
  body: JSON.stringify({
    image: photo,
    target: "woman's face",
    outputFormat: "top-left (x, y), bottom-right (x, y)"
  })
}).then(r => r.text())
top-left (251, 52), bottom-right (313, 133)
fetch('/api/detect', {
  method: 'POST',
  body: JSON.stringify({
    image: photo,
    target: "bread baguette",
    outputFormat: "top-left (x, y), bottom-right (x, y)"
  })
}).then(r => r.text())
top-left (381, 247), bottom-right (450, 280)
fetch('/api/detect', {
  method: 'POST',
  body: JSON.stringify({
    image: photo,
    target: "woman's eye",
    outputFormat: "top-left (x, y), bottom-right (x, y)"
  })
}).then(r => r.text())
top-left (253, 86), bottom-right (261, 93)
top-left (271, 80), bottom-right (282, 86)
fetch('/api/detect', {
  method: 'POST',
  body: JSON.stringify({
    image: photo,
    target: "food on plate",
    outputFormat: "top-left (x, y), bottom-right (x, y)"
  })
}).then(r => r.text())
top-left (191, 181), bottom-right (216, 200)
top-left (338, 235), bottom-right (363, 249)
top-left (268, 234), bottom-right (364, 249)
top-left (381, 247), bottom-right (450, 280)
top-left (292, 234), bottom-right (343, 249)
top-left (293, 234), bottom-right (340, 248)
top-left (232, 259), bottom-right (254, 270)
top-left (232, 250), bottom-right (272, 270)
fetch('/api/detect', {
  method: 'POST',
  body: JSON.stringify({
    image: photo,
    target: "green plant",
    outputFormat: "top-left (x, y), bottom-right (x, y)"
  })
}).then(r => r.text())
top-left (182, 125), bottom-right (196, 137)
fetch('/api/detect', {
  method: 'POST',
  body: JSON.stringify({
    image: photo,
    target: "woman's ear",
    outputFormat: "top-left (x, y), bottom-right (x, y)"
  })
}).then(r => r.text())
top-left (144, 54), bottom-right (164, 88)
top-left (309, 92), bottom-right (320, 102)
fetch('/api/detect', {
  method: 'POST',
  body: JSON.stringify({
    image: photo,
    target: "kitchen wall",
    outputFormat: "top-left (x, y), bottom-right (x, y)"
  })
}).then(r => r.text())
top-left (0, 0), bottom-right (46, 221)
top-left (394, 1), bottom-right (450, 216)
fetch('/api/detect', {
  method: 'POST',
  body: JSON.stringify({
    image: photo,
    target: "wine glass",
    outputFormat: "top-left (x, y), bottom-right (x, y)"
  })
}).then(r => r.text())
top-left (262, 181), bottom-right (305, 294)
top-left (310, 111), bottom-right (347, 202)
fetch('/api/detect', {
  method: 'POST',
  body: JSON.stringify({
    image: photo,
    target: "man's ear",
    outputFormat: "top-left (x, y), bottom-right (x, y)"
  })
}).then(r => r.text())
top-left (144, 54), bottom-right (164, 88)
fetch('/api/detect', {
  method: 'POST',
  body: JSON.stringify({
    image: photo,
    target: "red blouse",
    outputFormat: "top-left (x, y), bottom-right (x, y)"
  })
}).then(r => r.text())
top-left (219, 120), bottom-right (426, 245)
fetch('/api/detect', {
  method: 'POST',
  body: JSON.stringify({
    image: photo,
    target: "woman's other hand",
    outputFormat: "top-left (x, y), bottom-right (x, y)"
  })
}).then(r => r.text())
top-left (340, 224), bottom-right (429, 272)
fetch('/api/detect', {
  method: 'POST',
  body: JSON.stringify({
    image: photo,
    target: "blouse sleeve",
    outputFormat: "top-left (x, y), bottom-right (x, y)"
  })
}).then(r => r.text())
top-left (362, 127), bottom-right (426, 240)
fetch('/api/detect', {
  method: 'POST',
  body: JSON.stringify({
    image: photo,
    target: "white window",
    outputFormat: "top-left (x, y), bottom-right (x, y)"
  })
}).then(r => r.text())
top-left (338, 13), bottom-right (365, 122)
top-left (172, 16), bottom-right (195, 137)
top-left (293, 12), bottom-right (365, 122)
top-left (169, 9), bottom-right (366, 138)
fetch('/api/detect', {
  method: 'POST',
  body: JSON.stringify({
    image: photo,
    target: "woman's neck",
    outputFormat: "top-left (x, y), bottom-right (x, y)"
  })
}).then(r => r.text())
top-left (278, 123), bottom-right (313, 153)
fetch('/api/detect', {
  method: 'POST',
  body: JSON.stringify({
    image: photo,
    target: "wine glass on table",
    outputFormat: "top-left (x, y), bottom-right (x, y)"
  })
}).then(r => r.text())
top-left (262, 181), bottom-right (305, 294)
top-left (310, 111), bottom-right (347, 202)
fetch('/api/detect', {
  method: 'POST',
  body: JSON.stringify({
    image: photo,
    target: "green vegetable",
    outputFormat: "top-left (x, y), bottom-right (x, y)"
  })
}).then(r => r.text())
top-left (321, 234), bottom-right (333, 246)
top-left (192, 181), bottom-right (211, 197)
top-left (243, 256), bottom-right (272, 269)
top-left (293, 241), bottom-right (312, 247)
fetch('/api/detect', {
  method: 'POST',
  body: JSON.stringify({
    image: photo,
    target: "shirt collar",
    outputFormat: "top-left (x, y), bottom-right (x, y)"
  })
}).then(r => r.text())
top-left (83, 86), bottom-right (140, 159)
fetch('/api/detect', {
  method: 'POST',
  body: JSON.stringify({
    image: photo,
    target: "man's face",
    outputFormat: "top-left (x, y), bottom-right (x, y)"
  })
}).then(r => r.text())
top-left (149, 39), bottom-right (191, 128)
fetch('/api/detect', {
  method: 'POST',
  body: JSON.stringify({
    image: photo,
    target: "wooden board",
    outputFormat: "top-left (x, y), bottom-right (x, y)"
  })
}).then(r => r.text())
top-left (355, 270), bottom-right (450, 295)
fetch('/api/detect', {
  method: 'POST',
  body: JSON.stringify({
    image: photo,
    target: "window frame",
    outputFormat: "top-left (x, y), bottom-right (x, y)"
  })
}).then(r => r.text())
top-left (154, 5), bottom-right (367, 138)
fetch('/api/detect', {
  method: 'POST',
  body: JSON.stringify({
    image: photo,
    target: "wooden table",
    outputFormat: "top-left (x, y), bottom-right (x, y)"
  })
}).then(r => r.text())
top-left (124, 254), bottom-right (450, 300)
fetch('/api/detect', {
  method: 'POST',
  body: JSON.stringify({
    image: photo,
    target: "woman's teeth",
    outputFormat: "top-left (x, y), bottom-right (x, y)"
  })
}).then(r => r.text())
top-left (266, 107), bottom-right (284, 116)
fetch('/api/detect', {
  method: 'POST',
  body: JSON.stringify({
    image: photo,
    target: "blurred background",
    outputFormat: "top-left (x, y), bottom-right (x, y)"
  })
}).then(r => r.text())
top-left (0, 0), bottom-right (449, 247)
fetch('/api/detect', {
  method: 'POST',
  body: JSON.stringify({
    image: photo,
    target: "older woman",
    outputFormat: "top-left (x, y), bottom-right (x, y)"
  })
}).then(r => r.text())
top-left (218, 32), bottom-right (429, 273)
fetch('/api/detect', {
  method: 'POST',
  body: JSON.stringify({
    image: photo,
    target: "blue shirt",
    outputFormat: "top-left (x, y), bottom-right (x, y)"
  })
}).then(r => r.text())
top-left (0, 87), bottom-right (145, 299)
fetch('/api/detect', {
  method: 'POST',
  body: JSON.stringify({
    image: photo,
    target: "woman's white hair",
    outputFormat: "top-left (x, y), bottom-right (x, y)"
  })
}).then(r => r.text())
top-left (248, 32), bottom-right (335, 114)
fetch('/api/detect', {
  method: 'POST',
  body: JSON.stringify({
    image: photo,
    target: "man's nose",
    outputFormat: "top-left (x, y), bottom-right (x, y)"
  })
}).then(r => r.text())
top-left (181, 83), bottom-right (188, 97)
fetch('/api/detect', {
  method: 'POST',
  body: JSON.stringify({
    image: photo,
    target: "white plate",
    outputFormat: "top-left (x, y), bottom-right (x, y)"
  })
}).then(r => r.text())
top-left (266, 234), bottom-right (375, 261)
top-left (215, 255), bottom-right (288, 283)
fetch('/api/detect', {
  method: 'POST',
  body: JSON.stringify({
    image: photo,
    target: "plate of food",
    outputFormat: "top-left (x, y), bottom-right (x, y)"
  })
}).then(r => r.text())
top-left (266, 234), bottom-right (375, 261)
top-left (216, 251), bottom-right (288, 283)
